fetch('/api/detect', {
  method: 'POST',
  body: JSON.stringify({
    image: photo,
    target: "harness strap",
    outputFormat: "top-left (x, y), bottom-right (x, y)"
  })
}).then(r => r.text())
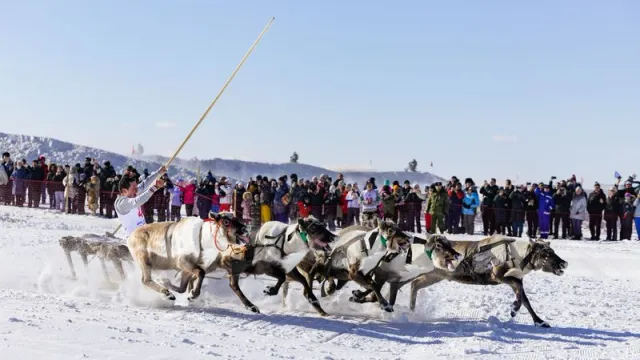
top-left (255, 226), bottom-right (297, 258)
top-left (367, 231), bottom-right (379, 249)
top-left (477, 239), bottom-right (515, 253)
top-left (405, 246), bottom-right (413, 264)
top-left (519, 244), bottom-right (536, 270)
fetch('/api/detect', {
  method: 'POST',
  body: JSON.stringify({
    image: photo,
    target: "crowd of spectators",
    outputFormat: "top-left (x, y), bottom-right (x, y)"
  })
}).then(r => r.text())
top-left (2, 151), bottom-right (639, 241)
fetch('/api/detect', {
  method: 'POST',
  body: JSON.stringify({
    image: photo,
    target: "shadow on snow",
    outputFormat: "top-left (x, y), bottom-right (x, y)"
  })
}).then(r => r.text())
top-left (173, 305), bottom-right (640, 348)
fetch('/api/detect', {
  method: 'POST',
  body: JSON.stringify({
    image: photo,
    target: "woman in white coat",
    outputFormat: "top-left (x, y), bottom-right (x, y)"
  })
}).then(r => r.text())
top-left (570, 186), bottom-right (588, 240)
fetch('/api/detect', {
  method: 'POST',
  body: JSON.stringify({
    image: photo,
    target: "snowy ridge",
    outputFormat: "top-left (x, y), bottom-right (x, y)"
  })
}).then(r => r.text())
top-left (1, 205), bottom-right (640, 359)
top-left (0, 132), bottom-right (196, 180)
top-left (0, 131), bottom-right (445, 185)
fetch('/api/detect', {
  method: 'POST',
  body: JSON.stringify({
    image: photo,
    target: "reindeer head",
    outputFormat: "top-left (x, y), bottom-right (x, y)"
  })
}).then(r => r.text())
top-left (424, 234), bottom-right (462, 271)
top-left (377, 220), bottom-right (412, 252)
top-left (297, 215), bottom-right (336, 251)
top-left (527, 238), bottom-right (568, 276)
top-left (209, 211), bottom-right (251, 245)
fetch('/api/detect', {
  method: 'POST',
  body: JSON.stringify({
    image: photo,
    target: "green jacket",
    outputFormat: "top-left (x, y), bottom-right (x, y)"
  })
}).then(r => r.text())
top-left (428, 188), bottom-right (450, 215)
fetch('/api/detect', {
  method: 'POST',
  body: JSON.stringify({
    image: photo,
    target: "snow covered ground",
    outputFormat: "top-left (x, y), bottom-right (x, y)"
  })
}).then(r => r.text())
top-left (1, 206), bottom-right (640, 360)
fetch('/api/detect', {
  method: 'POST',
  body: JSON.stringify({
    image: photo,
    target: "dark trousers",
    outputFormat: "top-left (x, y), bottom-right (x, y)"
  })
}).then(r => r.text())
top-left (589, 214), bottom-right (602, 239)
top-left (604, 214), bottom-right (617, 240)
top-left (170, 205), bottom-right (181, 221)
top-left (185, 204), bottom-right (194, 216)
top-left (482, 207), bottom-right (495, 235)
top-left (347, 208), bottom-right (360, 226)
top-left (553, 213), bottom-right (570, 238)
top-left (448, 211), bottom-right (461, 234)
top-left (527, 210), bottom-right (539, 238)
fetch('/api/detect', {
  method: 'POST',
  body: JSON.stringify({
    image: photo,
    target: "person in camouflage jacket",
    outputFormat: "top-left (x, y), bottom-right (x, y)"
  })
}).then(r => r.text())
top-left (427, 182), bottom-right (449, 234)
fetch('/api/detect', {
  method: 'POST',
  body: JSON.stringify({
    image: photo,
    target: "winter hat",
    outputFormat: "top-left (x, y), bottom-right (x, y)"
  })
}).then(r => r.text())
top-left (384, 180), bottom-right (391, 186)
top-left (404, 180), bottom-right (410, 185)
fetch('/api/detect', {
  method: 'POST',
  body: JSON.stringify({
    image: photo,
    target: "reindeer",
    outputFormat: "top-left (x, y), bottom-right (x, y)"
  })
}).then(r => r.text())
top-left (355, 236), bottom-right (568, 328)
top-left (127, 211), bottom-right (259, 305)
top-left (312, 221), bottom-right (462, 312)
top-left (59, 233), bottom-right (133, 283)
top-left (246, 216), bottom-right (337, 316)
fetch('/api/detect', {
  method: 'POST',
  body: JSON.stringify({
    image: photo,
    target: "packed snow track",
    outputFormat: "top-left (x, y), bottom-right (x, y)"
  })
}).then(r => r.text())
top-left (1, 206), bottom-right (640, 359)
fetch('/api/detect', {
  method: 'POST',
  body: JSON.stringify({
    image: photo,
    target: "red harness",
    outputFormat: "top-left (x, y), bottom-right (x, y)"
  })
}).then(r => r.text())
top-left (204, 218), bottom-right (231, 252)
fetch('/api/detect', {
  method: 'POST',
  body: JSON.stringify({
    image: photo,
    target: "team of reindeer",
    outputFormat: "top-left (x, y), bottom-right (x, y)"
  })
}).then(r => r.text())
top-left (59, 211), bottom-right (568, 328)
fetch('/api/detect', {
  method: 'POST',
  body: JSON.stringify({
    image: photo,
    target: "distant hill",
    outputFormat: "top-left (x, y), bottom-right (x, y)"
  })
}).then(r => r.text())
top-left (140, 155), bottom-right (445, 186)
top-left (0, 132), bottom-right (445, 186)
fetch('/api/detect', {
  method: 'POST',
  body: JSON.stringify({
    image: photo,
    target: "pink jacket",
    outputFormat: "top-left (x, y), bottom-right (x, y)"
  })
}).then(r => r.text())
top-left (178, 184), bottom-right (196, 205)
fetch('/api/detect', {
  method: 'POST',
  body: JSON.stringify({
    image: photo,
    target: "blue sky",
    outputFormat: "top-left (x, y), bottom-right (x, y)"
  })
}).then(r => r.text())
top-left (1, 1), bottom-right (639, 185)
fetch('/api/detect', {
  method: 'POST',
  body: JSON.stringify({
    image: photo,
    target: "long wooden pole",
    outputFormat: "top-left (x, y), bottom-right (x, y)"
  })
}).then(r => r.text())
top-left (109, 17), bottom-right (275, 238)
top-left (164, 16), bottom-right (275, 168)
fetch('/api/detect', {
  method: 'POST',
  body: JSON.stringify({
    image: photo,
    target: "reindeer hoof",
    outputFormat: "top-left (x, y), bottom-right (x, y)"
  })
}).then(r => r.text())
top-left (351, 289), bottom-right (366, 298)
top-left (246, 305), bottom-right (260, 313)
top-left (187, 291), bottom-right (200, 301)
top-left (510, 303), bottom-right (519, 317)
top-left (381, 304), bottom-right (394, 313)
top-left (263, 286), bottom-right (279, 296)
top-left (162, 290), bottom-right (176, 301)
top-left (535, 321), bottom-right (550, 328)
top-left (348, 296), bottom-right (363, 303)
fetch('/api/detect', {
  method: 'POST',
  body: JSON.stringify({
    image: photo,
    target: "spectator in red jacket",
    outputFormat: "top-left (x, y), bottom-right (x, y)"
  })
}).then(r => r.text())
top-left (177, 179), bottom-right (196, 216)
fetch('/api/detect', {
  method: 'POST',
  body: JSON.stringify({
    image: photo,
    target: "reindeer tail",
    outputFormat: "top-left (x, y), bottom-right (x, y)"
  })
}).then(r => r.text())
top-left (276, 250), bottom-right (309, 274)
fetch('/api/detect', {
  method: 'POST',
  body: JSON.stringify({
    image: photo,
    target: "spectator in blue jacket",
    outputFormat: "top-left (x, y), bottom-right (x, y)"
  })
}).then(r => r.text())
top-left (461, 185), bottom-right (480, 235)
top-left (535, 183), bottom-right (555, 239)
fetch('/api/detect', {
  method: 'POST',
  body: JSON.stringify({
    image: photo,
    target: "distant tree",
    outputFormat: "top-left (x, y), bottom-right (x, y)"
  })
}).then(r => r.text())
top-left (136, 143), bottom-right (144, 155)
top-left (290, 152), bottom-right (299, 163)
top-left (408, 159), bottom-right (418, 172)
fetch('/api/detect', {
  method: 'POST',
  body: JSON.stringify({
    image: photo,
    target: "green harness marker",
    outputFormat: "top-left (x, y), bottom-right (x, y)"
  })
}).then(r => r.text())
top-left (299, 231), bottom-right (309, 243)
top-left (379, 235), bottom-right (388, 248)
top-left (425, 248), bottom-right (433, 259)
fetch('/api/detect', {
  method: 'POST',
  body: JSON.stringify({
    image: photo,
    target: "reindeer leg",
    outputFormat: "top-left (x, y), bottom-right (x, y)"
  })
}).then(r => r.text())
top-left (352, 288), bottom-right (372, 299)
top-left (349, 265), bottom-right (392, 312)
top-left (387, 277), bottom-right (417, 306)
top-left (161, 271), bottom-right (192, 294)
top-left (99, 257), bottom-right (112, 283)
top-left (135, 252), bottom-right (175, 301)
top-left (80, 250), bottom-right (89, 272)
top-left (258, 264), bottom-right (286, 296)
top-left (175, 259), bottom-right (205, 301)
top-left (281, 281), bottom-right (289, 308)
top-left (409, 273), bottom-right (444, 311)
top-left (503, 276), bottom-right (549, 327)
top-left (63, 248), bottom-right (77, 279)
top-left (264, 276), bottom-right (286, 296)
top-left (334, 279), bottom-right (349, 291)
top-left (112, 258), bottom-right (126, 281)
top-left (229, 273), bottom-right (259, 313)
top-left (287, 267), bottom-right (328, 316)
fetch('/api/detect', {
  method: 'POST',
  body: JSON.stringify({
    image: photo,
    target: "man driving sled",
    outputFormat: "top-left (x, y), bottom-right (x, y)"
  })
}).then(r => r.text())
top-left (115, 166), bottom-right (167, 238)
